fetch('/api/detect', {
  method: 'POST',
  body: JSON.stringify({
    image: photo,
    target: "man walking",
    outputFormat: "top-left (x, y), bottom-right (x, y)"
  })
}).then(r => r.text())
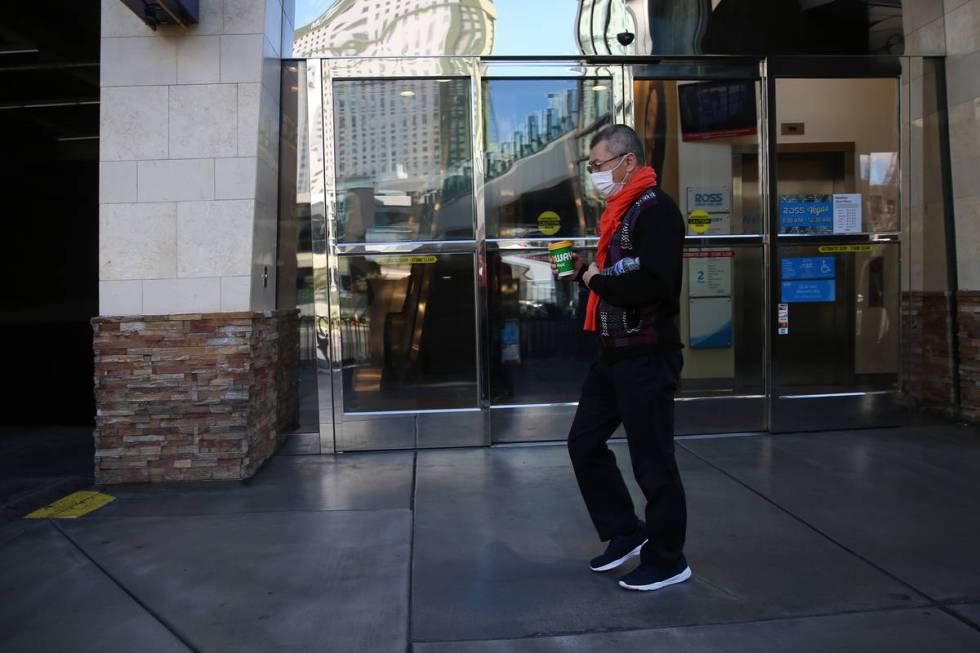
top-left (561, 124), bottom-right (689, 591)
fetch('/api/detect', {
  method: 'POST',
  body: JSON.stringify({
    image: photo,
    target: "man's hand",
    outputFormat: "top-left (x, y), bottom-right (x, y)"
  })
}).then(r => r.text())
top-left (551, 252), bottom-right (584, 278)
top-left (582, 262), bottom-right (600, 287)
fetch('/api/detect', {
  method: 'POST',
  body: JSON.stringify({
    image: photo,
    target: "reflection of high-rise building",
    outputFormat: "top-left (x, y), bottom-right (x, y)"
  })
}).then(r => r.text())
top-left (484, 82), bottom-right (609, 181)
top-left (295, 0), bottom-right (497, 58)
top-left (334, 79), bottom-right (471, 191)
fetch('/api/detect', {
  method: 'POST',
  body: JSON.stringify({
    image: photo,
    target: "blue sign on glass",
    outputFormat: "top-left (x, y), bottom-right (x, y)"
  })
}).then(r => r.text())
top-left (782, 280), bottom-right (836, 303)
top-left (779, 194), bottom-right (833, 233)
top-left (781, 256), bottom-right (836, 280)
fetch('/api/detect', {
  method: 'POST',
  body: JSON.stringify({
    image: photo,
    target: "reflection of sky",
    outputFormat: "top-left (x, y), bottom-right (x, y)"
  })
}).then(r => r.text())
top-left (295, 0), bottom-right (334, 29)
top-left (861, 152), bottom-right (898, 186)
top-left (491, 0), bottom-right (580, 56)
top-left (294, 0), bottom-right (580, 55)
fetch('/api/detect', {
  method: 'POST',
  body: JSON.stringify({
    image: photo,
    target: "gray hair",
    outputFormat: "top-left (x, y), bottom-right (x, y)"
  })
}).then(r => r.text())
top-left (589, 124), bottom-right (645, 166)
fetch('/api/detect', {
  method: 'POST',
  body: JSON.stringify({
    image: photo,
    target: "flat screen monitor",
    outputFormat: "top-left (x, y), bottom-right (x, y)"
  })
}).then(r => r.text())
top-left (678, 81), bottom-right (757, 142)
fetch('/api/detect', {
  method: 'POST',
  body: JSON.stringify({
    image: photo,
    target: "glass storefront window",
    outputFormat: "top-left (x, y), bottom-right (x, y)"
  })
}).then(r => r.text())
top-left (775, 243), bottom-right (899, 393)
top-left (487, 248), bottom-right (597, 404)
top-left (333, 78), bottom-right (474, 242)
top-left (337, 254), bottom-right (478, 412)
top-left (483, 78), bottom-right (613, 238)
top-left (776, 78), bottom-right (899, 235)
top-left (276, 60), bottom-right (318, 435)
top-left (634, 79), bottom-right (763, 235)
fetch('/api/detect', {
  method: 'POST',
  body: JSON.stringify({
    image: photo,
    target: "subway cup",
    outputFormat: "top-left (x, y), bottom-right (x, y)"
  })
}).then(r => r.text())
top-left (548, 240), bottom-right (576, 278)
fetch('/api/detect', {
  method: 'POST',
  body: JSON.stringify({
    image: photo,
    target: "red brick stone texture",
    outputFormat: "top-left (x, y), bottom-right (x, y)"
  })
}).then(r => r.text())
top-left (92, 310), bottom-right (299, 484)
top-left (902, 291), bottom-right (956, 411)
top-left (958, 291), bottom-right (980, 423)
top-left (904, 290), bottom-right (980, 423)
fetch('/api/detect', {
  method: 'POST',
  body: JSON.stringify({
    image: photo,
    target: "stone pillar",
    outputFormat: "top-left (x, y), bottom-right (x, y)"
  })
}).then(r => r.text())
top-left (96, 0), bottom-right (297, 482)
top-left (903, 0), bottom-right (980, 422)
top-left (902, 4), bottom-right (957, 414)
top-left (940, 0), bottom-right (980, 422)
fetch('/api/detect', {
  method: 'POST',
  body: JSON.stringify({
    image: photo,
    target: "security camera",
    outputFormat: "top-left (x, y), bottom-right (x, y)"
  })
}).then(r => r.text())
top-left (616, 32), bottom-right (635, 46)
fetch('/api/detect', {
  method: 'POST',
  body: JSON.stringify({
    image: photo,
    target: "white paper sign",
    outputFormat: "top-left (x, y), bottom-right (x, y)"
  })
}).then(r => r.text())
top-left (833, 194), bottom-right (862, 234)
top-left (689, 297), bottom-right (733, 348)
top-left (689, 258), bottom-right (733, 297)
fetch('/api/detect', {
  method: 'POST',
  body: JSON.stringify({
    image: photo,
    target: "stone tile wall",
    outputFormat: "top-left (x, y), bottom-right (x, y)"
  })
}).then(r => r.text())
top-left (92, 310), bottom-right (298, 483)
top-left (98, 0), bottom-right (295, 316)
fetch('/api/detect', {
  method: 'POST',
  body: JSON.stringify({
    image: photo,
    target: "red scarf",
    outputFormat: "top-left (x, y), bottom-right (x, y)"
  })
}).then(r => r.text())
top-left (584, 166), bottom-right (658, 332)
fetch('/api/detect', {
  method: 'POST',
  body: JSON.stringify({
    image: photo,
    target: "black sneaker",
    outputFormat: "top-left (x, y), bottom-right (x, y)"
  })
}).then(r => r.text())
top-left (617, 557), bottom-right (692, 591)
top-left (589, 527), bottom-right (647, 572)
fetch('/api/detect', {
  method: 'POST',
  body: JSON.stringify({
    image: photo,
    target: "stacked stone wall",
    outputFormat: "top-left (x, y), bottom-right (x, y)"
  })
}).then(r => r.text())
top-left (903, 291), bottom-right (957, 411)
top-left (958, 292), bottom-right (980, 422)
top-left (92, 310), bottom-right (298, 483)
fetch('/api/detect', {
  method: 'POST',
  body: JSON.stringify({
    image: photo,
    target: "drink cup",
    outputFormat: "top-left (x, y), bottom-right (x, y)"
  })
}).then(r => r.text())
top-left (548, 240), bottom-right (576, 278)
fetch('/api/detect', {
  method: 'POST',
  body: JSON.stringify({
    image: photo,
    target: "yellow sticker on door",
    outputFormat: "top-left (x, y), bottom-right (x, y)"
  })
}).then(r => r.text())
top-left (688, 210), bottom-right (712, 235)
top-left (538, 211), bottom-right (561, 236)
top-left (817, 245), bottom-right (873, 253)
top-left (25, 491), bottom-right (116, 519)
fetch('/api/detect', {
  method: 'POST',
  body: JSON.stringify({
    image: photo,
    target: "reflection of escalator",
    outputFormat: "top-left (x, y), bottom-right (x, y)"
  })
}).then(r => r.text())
top-left (379, 259), bottom-right (476, 406)
top-left (383, 262), bottom-right (431, 381)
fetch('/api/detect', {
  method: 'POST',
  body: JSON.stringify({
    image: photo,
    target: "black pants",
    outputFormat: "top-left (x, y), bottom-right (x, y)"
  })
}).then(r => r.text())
top-left (567, 350), bottom-right (687, 567)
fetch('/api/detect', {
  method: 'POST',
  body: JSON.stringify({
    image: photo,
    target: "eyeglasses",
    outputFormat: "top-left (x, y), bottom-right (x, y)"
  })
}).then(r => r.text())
top-left (586, 152), bottom-right (628, 173)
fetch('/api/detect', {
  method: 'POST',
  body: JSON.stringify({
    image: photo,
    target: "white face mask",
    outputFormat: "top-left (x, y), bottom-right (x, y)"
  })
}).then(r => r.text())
top-left (589, 154), bottom-right (628, 199)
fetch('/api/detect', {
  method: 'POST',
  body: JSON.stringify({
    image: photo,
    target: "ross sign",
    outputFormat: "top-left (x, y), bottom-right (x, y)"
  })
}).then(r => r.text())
top-left (781, 256), bottom-right (836, 280)
top-left (687, 187), bottom-right (732, 235)
top-left (779, 194), bottom-right (833, 233)
top-left (689, 258), bottom-right (732, 297)
top-left (687, 187), bottom-right (731, 213)
top-left (689, 297), bottom-right (733, 348)
top-left (833, 194), bottom-right (862, 233)
top-left (781, 279), bottom-right (836, 303)
top-left (537, 210), bottom-right (561, 236)
top-left (777, 303), bottom-right (790, 335)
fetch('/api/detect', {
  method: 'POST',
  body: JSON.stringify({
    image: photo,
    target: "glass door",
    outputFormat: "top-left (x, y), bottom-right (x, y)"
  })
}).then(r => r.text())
top-left (767, 57), bottom-right (905, 431)
top-left (312, 58), bottom-right (487, 451)
top-left (482, 61), bottom-right (626, 442)
top-left (631, 59), bottom-right (767, 435)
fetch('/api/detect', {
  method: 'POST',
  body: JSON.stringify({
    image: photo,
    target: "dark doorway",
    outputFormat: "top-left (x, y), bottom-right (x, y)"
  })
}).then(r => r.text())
top-left (0, 3), bottom-right (100, 425)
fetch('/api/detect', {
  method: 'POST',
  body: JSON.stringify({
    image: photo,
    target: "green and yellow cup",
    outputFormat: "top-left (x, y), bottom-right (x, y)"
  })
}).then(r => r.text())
top-left (548, 240), bottom-right (576, 278)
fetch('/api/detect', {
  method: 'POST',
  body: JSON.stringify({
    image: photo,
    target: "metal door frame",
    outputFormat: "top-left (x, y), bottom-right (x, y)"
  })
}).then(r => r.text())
top-left (764, 56), bottom-right (906, 432)
top-left (629, 58), bottom-right (770, 435)
top-left (309, 57), bottom-right (635, 451)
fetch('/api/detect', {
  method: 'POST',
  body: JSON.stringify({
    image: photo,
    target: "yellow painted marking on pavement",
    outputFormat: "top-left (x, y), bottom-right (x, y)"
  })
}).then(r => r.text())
top-left (25, 491), bottom-right (116, 519)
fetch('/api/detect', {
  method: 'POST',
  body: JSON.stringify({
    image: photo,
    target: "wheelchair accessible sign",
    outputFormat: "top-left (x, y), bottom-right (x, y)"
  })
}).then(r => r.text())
top-left (781, 256), bottom-right (836, 303)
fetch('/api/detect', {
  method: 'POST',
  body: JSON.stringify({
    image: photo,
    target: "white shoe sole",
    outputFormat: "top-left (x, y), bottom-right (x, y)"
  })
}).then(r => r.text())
top-left (590, 540), bottom-right (647, 572)
top-left (618, 565), bottom-right (692, 591)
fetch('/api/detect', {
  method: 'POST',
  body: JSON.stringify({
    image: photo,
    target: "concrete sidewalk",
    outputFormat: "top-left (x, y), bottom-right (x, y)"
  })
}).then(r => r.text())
top-left (1, 424), bottom-right (979, 652)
